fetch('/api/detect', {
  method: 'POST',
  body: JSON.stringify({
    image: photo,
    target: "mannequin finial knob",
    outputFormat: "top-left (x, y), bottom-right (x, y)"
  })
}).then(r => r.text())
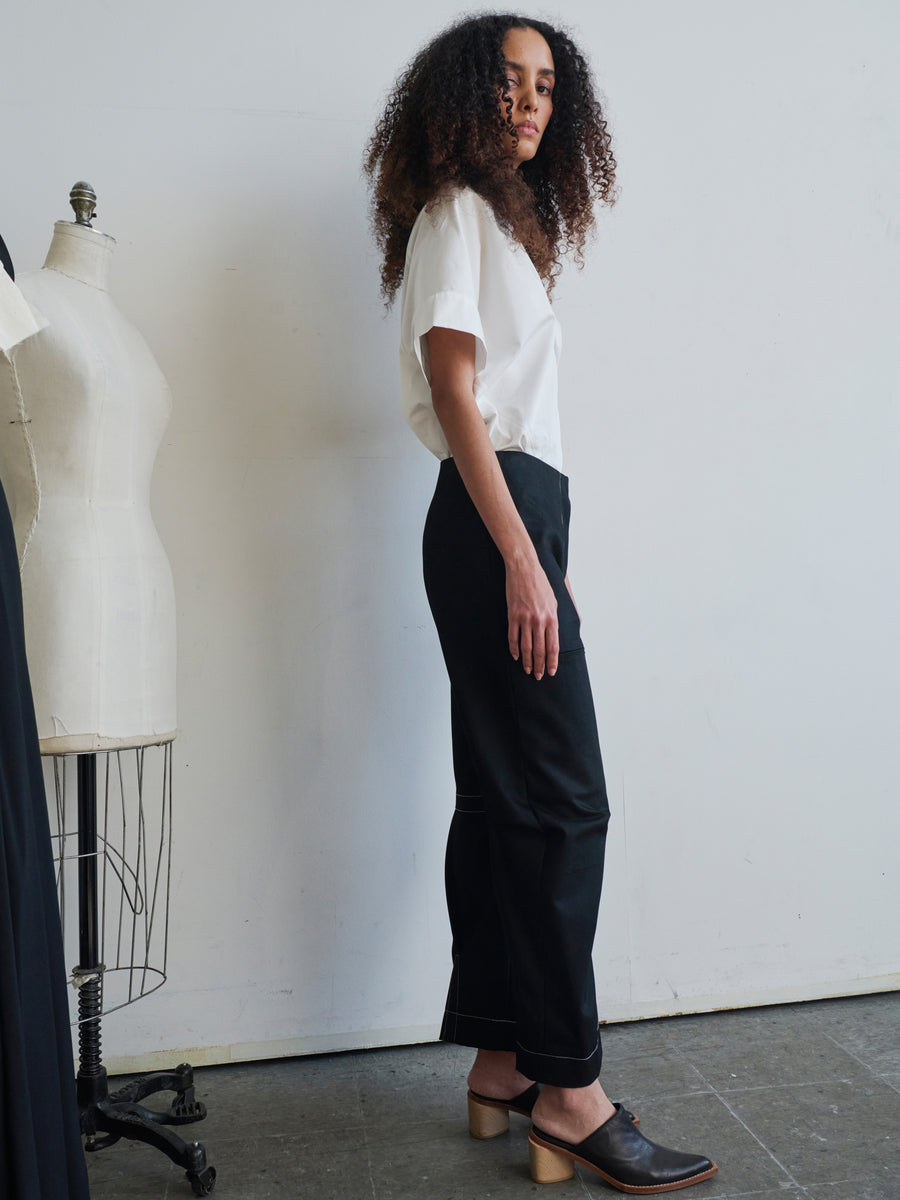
top-left (69, 181), bottom-right (97, 228)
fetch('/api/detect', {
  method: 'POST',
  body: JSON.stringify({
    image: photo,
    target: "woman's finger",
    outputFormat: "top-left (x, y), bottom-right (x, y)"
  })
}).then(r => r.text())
top-left (545, 619), bottom-right (560, 678)
top-left (519, 624), bottom-right (534, 675)
top-left (508, 619), bottom-right (520, 661)
top-left (532, 623), bottom-right (547, 680)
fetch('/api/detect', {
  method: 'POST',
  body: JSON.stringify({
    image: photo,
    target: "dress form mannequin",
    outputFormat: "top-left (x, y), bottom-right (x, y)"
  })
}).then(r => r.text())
top-left (1, 189), bottom-right (213, 1194)
top-left (0, 190), bottom-right (176, 752)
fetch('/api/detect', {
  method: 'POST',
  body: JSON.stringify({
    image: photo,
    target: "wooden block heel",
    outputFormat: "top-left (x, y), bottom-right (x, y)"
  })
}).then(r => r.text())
top-left (467, 1093), bottom-right (510, 1139)
top-left (529, 1133), bottom-right (574, 1183)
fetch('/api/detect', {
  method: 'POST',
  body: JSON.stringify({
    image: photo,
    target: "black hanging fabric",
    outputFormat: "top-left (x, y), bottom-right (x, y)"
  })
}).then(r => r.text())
top-left (0, 474), bottom-right (90, 1198)
top-left (0, 233), bottom-right (14, 280)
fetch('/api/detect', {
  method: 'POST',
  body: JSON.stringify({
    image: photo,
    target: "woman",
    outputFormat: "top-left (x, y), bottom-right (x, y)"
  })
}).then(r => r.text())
top-left (366, 15), bottom-right (717, 1192)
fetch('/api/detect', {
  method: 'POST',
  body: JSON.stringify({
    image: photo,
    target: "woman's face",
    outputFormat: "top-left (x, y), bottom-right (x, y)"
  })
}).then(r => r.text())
top-left (499, 26), bottom-right (555, 168)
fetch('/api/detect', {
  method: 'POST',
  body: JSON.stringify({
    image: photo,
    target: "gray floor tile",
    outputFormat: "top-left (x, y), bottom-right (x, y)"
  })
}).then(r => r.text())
top-left (659, 1008), bottom-right (873, 1092)
top-left (193, 1056), bottom-right (365, 1138)
top-left (588, 1091), bottom-right (794, 1199)
top-left (356, 1042), bottom-right (471, 1080)
top-left (84, 1139), bottom-right (180, 1197)
top-left (584, 1186), bottom-right (808, 1200)
top-left (599, 1016), bottom-right (673, 1056)
top-left (805, 1182), bottom-right (899, 1200)
top-left (724, 1076), bottom-right (900, 1188)
top-left (364, 1115), bottom-right (480, 1153)
top-left (801, 993), bottom-right (900, 1026)
top-left (81, 994), bottom-right (900, 1200)
top-left (368, 1121), bottom-right (545, 1200)
top-left (698, 1193), bottom-right (812, 1199)
top-left (207, 1131), bottom-right (378, 1200)
top-left (358, 1046), bottom-right (469, 1135)
top-left (801, 993), bottom-right (900, 1076)
top-left (602, 1043), bottom-right (714, 1105)
top-left (659, 1002), bottom-right (829, 1045)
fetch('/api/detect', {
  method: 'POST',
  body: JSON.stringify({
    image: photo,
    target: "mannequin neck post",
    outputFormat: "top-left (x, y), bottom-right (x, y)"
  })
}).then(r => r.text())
top-left (43, 221), bottom-right (116, 291)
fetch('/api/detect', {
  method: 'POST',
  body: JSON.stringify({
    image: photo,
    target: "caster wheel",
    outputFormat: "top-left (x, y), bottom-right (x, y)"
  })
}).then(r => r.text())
top-left (187, 1165), bottom-right (216, 1195)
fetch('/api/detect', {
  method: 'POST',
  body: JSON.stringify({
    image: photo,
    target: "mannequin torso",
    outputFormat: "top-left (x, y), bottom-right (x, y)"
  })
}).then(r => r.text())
top-left (0, 221), bottom-right (177, 752)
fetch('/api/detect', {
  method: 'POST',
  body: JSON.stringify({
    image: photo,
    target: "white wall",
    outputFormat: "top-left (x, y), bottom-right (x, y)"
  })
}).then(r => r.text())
top-left (2, 0), bottom-right (898, 1070)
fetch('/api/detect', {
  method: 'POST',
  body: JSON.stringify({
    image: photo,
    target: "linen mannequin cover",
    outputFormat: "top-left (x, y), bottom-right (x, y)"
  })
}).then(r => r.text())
top-left (0, 220), bottom-right (176, 752)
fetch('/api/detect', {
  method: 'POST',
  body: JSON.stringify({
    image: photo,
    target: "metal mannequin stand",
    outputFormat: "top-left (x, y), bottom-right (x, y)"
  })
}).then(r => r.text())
top-left (52, 745), bottom-right (216, 1196)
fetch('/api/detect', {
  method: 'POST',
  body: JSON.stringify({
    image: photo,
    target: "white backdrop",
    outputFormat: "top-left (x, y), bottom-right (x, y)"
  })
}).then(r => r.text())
top-left (1, 0), bottom-right (898, 1071)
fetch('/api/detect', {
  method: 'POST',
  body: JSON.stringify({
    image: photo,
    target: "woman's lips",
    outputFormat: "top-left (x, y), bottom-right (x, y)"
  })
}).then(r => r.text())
top-left (516, 121), bottom-right (539, 135)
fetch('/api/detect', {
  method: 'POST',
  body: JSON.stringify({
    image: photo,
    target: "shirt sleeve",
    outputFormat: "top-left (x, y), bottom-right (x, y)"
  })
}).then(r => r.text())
top-left (402, 192), bottom-right (488, 388)
top-left (0, 270), bottom-right (47, 354)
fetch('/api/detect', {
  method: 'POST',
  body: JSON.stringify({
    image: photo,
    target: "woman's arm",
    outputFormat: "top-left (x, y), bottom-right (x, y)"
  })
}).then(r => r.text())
top-left (426, 324), bottom-right (558, 680)
top-left (564, 575), bottom-right (579, 621)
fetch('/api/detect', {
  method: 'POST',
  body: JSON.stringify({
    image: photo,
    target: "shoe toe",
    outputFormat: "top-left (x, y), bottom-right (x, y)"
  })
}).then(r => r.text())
top-left (533, 1106), bottom-right (718, 1192)
top-left (586, 1113), bottom-right (717, 1188)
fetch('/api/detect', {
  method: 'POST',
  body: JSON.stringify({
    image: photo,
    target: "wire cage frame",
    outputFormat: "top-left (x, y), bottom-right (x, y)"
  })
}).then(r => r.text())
top-left (48, 742), bottom-right (174, 1025)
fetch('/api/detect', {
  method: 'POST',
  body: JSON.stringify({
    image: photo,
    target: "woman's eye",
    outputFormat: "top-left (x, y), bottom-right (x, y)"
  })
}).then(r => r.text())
top-left (538, 84), bottom-right (552, 96)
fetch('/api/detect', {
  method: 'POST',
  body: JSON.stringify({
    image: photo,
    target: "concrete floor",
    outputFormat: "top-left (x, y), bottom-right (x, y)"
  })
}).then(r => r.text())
top-left (84, 992), bottom-right (899, 1199)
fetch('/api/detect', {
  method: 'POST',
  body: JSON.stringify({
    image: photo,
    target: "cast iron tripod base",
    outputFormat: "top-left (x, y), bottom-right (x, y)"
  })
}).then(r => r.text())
top-left (79, 1061), bottom-right (216, 1196)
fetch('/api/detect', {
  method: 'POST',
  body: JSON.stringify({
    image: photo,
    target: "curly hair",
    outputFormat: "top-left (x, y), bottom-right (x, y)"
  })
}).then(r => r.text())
top-left (364, 12), bottom-right (617, 303)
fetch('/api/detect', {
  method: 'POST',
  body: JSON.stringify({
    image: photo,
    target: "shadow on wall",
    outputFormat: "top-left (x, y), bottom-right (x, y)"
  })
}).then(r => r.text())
top-left (160, 169), bottom-right (449, 1032)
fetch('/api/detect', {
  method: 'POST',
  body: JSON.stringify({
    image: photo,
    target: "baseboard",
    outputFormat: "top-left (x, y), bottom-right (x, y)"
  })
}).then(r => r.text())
top-left (594, 972), bottom-right (900, 1025)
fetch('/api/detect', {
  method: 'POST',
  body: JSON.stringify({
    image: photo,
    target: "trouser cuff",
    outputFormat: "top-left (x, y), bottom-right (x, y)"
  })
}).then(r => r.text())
top-left (515, 1036), bottom-right (602, 1088)
top-left (439, 1008), bottom-right (516, 1052)
top-left (441, 1008), bottom-right (603, 1088)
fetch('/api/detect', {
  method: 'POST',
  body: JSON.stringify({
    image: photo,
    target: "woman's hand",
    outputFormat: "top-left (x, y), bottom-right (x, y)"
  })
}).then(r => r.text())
top-left (426, 324), bottom-right (559, 679)
top-left (507, 551), bottom-right (559, 679)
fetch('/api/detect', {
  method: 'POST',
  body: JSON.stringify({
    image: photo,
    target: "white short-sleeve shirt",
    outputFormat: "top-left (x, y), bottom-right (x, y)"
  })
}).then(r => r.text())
top-left (399, 187), bottom-right (563, 472)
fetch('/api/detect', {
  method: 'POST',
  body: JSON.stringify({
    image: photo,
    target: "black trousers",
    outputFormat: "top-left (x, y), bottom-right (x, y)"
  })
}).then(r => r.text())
top-left (423, 451), bottom-right (611, 1088)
